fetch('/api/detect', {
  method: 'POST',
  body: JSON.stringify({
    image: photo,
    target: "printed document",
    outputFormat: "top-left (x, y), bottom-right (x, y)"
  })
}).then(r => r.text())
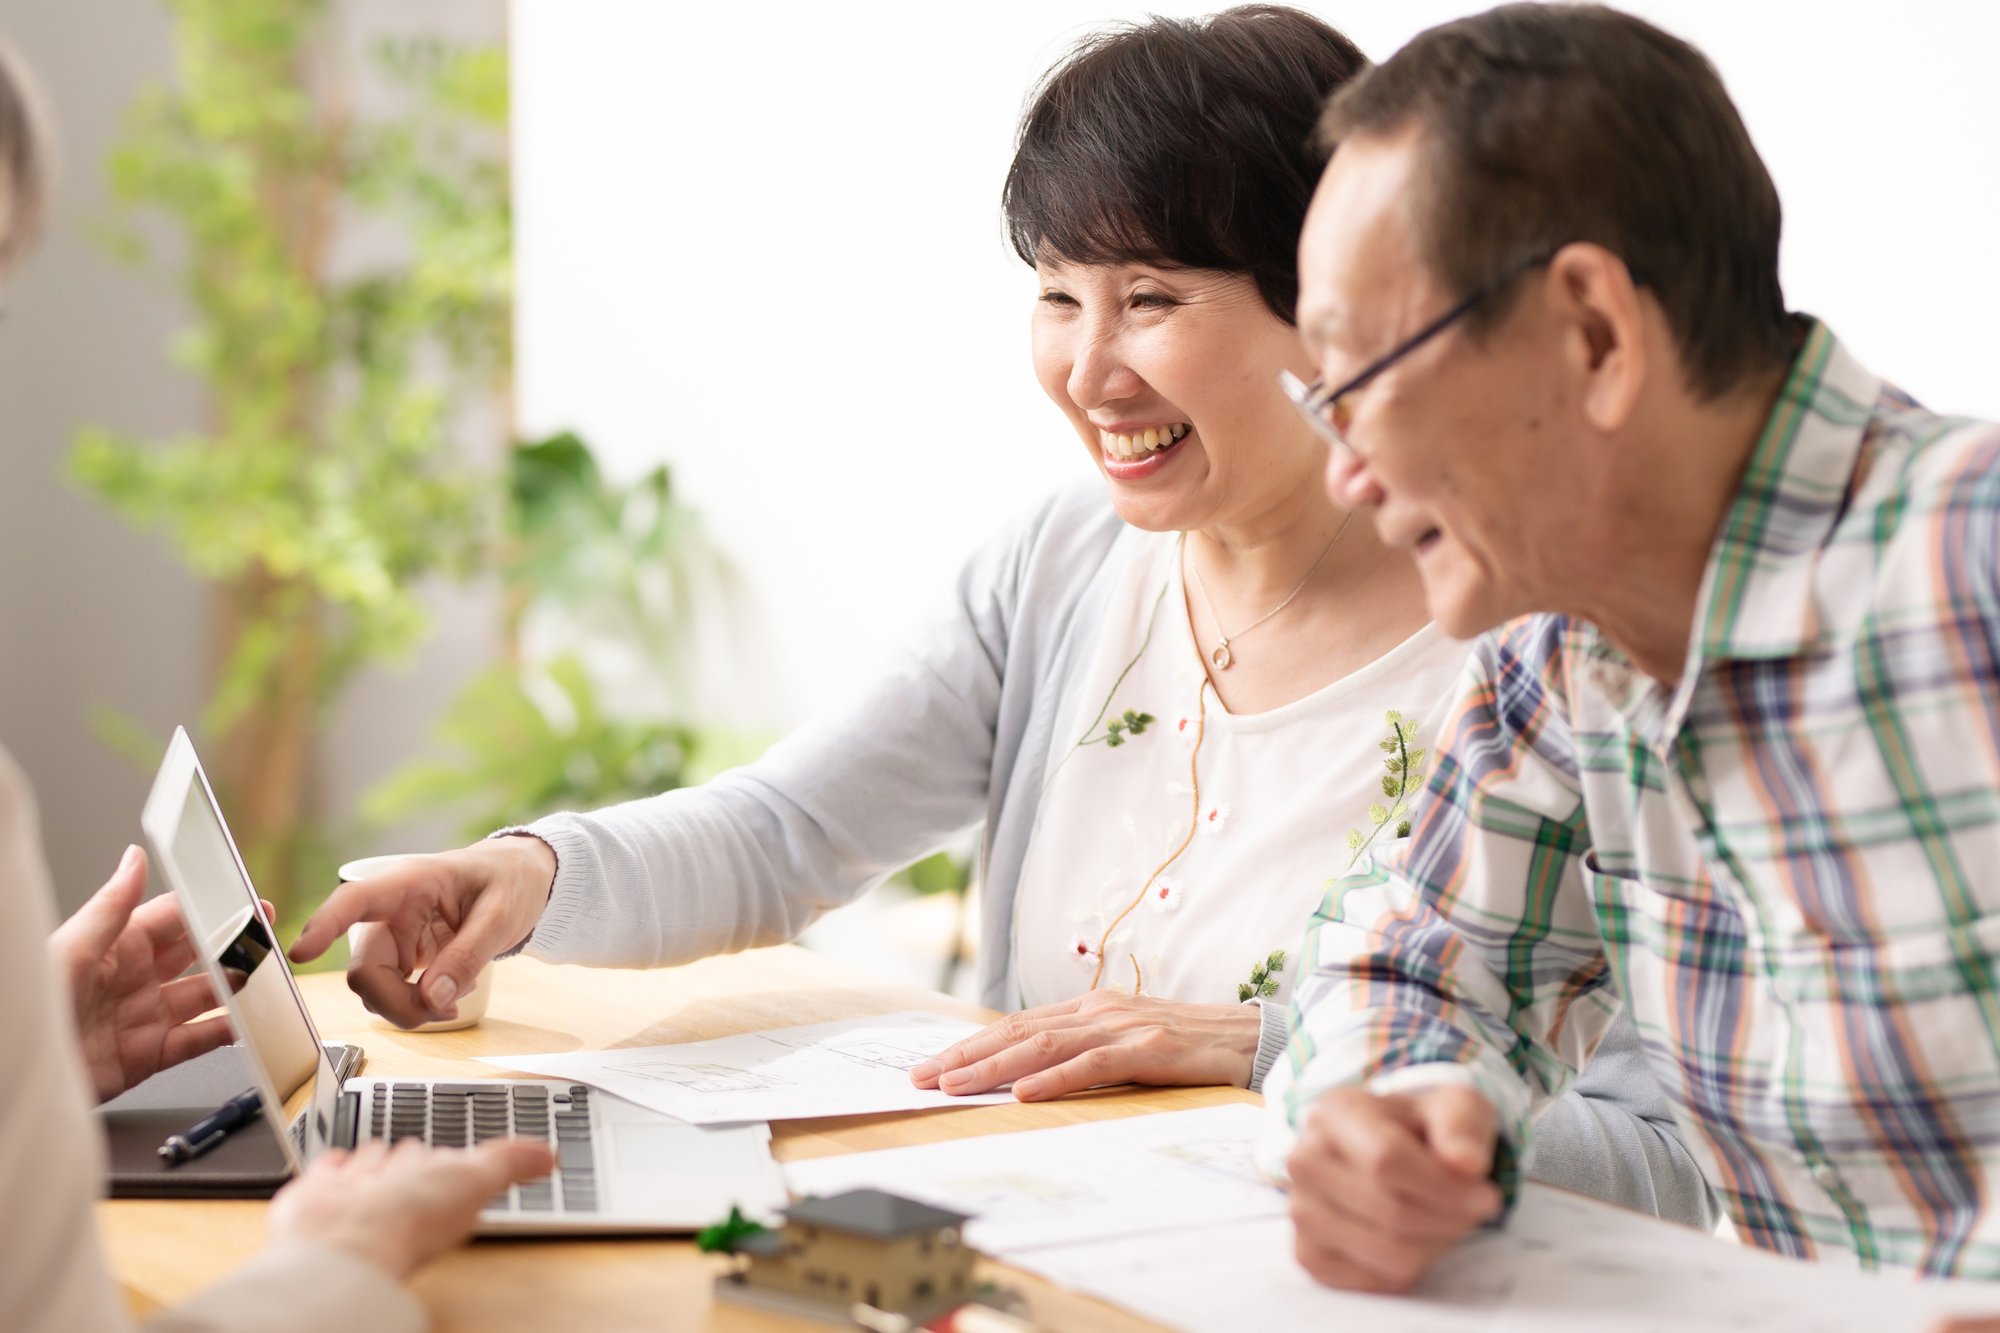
top-left (474, 1011), bottom-right (1014, 1123)
top-left (782, 1103), bottom-right (1283, 1252)
top-left (785, 1102), bottom-right (2000, 1332)
top-left (1011, 1182), bottom-right (2000, 1333)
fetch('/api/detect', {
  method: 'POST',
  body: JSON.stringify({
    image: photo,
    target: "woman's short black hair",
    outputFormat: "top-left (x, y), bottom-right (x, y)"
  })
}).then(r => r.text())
top-left (1003, 5), bottom-right (1367, 326)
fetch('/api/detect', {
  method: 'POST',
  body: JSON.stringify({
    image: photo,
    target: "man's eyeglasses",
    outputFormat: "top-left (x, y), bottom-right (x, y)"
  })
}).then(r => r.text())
top-left (1280, 249), bottom-right (1557, 455)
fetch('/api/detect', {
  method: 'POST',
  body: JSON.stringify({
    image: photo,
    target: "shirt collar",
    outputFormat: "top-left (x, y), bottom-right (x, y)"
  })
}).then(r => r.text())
top-left (1573, 321), bottom-right (1881, 749)
top-left (1684, 319), bottom-right (1881, 666)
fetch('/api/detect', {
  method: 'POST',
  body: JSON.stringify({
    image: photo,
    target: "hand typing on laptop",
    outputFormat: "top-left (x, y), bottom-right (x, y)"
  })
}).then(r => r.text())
top-left (289, 834), bottom-right (557, 1030)
top-left (269, 1137), bottom-right (557, 1279)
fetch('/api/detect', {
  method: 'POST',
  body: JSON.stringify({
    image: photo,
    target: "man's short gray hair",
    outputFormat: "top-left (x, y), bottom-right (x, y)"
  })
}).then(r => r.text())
top-left (0, 34), bottom-right (51, 274)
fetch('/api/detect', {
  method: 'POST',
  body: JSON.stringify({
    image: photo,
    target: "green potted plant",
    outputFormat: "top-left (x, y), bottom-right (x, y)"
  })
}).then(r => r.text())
top-left (71, 0), bottom-right (509, 918)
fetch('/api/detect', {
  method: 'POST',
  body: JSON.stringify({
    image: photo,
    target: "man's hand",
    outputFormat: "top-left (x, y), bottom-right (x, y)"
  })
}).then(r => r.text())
top-left (269, 1137), bottom-right (557, 1280)
top-left (909, 992), bottom-right (1261, 1101)
top-left (288, 836), bottom-right (557, 1029)
top-left (1288, 1085), bottom-right (1504, 1293)
top-left (49, 845), bottom-right (236, 1103)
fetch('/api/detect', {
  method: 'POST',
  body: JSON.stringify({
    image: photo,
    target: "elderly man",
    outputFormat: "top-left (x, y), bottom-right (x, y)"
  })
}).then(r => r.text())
top-left (1269, 0), bottom-right (2000, 1305)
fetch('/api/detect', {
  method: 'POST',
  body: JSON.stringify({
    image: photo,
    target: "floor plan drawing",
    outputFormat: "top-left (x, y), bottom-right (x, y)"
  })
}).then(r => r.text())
top-left (477, 1012), bottom-right (1016, 1123)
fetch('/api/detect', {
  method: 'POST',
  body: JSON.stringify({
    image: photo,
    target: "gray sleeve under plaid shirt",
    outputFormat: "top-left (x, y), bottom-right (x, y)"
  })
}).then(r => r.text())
top-left (1264, 319), bottom-right (2000, 1278)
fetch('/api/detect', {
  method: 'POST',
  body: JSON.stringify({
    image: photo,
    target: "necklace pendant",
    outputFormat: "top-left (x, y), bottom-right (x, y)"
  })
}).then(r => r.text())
top-left (1212, 642), bottom-right (1232, 670)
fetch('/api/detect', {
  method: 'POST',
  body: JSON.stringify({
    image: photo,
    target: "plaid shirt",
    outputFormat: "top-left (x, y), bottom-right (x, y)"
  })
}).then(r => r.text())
top-left (1267, 321), bottom-right (2000, 1276)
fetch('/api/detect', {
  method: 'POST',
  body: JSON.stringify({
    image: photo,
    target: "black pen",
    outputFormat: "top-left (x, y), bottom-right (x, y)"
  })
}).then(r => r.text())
top-left (158, 1087), bottom-right (262, 1166)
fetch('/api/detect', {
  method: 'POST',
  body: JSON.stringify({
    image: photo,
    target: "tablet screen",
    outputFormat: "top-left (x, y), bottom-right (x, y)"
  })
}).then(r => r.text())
top-left (142, 728), bottom-right (345, 1171)
top-left (169, 774), bottom-right (320, 1099)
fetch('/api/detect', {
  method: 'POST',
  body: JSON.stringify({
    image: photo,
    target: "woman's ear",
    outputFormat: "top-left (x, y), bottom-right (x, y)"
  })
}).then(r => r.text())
top-left (1550, 243), bottom-right (1649, 435)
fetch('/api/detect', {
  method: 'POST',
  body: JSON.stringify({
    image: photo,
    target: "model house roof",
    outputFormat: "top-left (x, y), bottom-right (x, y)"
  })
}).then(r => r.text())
top-left (786, 1189), bottom-right (970, 1239)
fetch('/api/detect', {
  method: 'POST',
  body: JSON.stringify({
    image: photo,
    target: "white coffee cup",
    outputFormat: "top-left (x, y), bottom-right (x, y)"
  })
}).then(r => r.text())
top-left (337, 855), bottom-right (495, 1033)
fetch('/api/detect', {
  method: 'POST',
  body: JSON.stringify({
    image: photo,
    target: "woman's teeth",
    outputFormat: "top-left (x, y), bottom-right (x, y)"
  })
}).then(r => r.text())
top-left (1099, 422), bottom-right (1190, 461)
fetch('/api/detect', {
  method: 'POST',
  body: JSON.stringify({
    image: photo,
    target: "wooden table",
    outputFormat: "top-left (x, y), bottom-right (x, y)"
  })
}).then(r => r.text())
top-left (99, 946), bottom-right (1258, 1332)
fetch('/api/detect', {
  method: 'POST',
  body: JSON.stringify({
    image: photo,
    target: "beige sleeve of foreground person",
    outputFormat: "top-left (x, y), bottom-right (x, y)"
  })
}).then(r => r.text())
top-left (0, 745), bottom-right (550, 1333)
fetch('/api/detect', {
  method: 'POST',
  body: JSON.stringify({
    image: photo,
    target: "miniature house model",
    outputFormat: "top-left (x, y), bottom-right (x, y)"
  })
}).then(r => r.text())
top-left (740, 1188), bottom-right (976, 1315)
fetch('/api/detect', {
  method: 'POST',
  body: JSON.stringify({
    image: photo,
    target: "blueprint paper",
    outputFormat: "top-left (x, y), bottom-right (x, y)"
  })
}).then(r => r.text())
top-left (474, 1011), bottom-right (1014, 1123)
top-left (782, 1103), bottom-right (1285, 1252)
top-left (1010, 1185), bottom-right (2000, 1333)
top-left (789, 1103), bottom-right (2000, 1331)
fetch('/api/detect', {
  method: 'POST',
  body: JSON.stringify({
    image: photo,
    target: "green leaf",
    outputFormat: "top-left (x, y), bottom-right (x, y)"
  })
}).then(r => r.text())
top-left (363, 654), bottom-right (696, 840)
top-left (1237, 982), bottom-right (1254, 1003)
top-left (1378, 737), bottom-right (1398, 753)
top-left (1368, 802), bottom-right (1389, 825)
top-left (1396, 820), bottom-right (1412, 838)
top-left (1381, 774), bottom-right (1400, 799)
top-left (1345, 828), bottom-right (1364, 850)
top-left (1384, 709), bottom-right (1403, 724)
top-left (1266, 949), bottom-right (1287, 970)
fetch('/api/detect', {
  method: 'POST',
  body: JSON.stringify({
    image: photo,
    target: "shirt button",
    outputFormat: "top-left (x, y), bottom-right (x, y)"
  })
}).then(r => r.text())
top-left (1811, 1162), bottom-right (1842, 1191)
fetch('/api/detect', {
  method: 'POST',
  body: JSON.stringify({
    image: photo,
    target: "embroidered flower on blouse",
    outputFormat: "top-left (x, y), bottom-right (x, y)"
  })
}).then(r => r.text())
top-left (1173, 710), bottom-right (1200, 746)
top-left (1148, 875), bottom-right (1185, 913)
top-left (1069, 935), bottom-right (1102, 965)
top-left (1201, 802), bottom-right (1231, 833)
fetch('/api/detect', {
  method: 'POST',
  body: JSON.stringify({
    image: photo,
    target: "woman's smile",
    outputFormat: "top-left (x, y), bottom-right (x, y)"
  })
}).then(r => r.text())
top-left (1098, 421), bottom-right (1193, 480)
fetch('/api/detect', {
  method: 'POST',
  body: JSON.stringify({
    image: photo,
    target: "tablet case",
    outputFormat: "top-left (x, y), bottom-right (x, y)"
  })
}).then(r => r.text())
top-left (99, 1041), bottom-right (363, 1199)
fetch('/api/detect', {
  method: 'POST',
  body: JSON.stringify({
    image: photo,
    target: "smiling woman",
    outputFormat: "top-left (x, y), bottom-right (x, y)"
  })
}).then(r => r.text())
top-left (292, 5), bottom-right (1712, 1234)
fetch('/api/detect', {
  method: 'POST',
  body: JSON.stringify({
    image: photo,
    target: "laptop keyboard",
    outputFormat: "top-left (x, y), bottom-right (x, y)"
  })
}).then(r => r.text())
top-left (355, 1081), bottom-right (598, 1214)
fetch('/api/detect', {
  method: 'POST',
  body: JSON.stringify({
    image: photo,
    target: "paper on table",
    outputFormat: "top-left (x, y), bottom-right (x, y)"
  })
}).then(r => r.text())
top-left (1010, 1184), bottom-right (2000, 1333)
top-left (473, 1011), bottom-right (1014, 1123)
top-left (782, 1103), bottom-right (1285, 1253)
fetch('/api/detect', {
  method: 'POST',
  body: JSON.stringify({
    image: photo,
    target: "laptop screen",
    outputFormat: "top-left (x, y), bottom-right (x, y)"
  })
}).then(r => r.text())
top-left (142, 728), bottom-right (343, 1171)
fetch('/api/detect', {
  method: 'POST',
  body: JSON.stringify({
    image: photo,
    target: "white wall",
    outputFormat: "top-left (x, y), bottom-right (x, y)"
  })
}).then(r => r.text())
top-left (514, 0), bottom-right (2000, 729)
top-left (0, 0), bottom-right (206, 915)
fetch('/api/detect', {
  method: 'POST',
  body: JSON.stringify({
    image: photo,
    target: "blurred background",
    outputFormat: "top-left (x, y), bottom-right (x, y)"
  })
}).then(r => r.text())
top-left (1, 0), bottom-right (1995, 996)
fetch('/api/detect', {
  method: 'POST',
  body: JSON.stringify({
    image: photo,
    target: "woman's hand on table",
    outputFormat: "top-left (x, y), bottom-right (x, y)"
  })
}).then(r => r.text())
top-left (287, 835), bottom-right (558, 1029)
top-left (269, 1137), bottom-right (557, 1280)
top-left (909, 991), bottom-right (1262, 1100)
top-left (48, 845), bottom-right (238, 1103)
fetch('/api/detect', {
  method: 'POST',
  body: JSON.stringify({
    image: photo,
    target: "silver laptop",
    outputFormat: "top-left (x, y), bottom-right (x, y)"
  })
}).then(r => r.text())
top-left (139, 726), bottom-right (787, 1234)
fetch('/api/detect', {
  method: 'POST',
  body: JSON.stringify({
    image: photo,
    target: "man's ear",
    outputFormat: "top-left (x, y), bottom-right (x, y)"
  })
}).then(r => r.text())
top-left (1548, 243), bottom-right (1649, 434)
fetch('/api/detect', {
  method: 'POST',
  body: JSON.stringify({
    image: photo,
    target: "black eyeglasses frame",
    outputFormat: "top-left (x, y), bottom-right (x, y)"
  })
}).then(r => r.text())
top-left (1280, 248), bottom-right (1559, 453)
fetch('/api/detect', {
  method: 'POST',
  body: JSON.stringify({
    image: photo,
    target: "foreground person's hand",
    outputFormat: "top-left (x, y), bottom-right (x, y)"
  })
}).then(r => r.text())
top-left (1288, 1085), bottom-right (1503, 1293)
top-left (1933, 1320), bottom-right (2000, 1332)
top-left (287, 837), bottom-right (557, 1029)
top-left (49, 845), bottom-right (236, 1103)
top-left (909, 991), bottom-right (1261, 1101)
top-left (269, 1137), bottom-right (557, 1280)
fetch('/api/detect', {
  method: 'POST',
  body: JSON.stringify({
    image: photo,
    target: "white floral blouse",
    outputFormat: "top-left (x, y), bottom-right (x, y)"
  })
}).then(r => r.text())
top-left (1013, 530), bottom-right (1473, 1011)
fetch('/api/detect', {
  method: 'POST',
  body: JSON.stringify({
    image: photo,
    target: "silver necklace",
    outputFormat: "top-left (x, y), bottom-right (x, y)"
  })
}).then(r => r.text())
top-left (1186, 510), bottom-right (1355, 670)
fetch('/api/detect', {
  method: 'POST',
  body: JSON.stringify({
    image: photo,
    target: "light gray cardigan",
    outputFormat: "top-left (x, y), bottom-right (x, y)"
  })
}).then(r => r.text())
top-left (519, 483), bottom-right (1719, 1229)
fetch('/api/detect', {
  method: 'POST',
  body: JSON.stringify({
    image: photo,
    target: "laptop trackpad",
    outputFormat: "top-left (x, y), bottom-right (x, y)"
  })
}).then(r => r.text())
top-left (613, 1120), bottom-right (697, 1172)
top-left (607, 1116), bottom-right (785, 1223)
